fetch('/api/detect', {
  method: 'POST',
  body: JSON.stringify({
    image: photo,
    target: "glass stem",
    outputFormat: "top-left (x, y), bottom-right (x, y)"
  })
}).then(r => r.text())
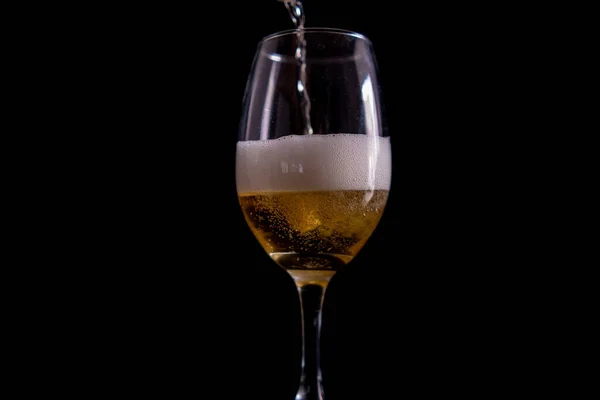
top-left (294, 279), bottom-right (329, 400)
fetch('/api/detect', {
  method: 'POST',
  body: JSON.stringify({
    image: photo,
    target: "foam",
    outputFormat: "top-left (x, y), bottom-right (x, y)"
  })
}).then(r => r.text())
top-left (236, 134), bottom-right (392, 193)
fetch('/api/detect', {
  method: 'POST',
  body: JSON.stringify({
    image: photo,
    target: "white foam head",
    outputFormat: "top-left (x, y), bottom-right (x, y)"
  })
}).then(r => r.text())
top-left (236, 134), bottom-right (392, 193)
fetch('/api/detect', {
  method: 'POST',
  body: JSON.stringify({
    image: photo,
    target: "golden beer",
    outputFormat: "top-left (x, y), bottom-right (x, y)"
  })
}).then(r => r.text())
top-left (236, 134), bottom-right (392, 270)
top-left (239, 189), bottom-right (388, 268)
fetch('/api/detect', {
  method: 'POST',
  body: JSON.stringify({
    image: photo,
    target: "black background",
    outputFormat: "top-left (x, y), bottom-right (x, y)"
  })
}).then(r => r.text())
top-left (23, 1), bottom-right (577, 398)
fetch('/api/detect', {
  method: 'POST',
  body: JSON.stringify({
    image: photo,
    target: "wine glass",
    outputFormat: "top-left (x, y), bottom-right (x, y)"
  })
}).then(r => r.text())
top-left (235, 28), bottom-right (391, 400)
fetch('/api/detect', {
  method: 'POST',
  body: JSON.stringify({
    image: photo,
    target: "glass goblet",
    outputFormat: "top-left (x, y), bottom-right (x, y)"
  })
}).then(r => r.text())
top-left (236, 28), bottom-right (391, 400)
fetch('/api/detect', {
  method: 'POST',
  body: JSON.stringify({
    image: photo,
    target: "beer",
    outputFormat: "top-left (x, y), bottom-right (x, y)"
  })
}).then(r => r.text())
top-left (239, 189), bottom-right (388, 269)
top-left (280, 0), bottom-right (313, 135)
top-left (236, 134), bottom-right (391, 270)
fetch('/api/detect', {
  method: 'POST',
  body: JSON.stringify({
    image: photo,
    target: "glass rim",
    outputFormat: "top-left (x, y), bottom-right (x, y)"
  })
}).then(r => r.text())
top-left (259, 27), bottom-right (372, 46)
